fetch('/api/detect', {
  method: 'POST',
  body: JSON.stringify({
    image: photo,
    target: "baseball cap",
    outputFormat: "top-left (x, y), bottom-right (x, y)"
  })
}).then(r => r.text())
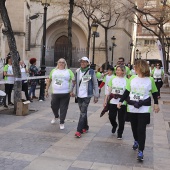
top-left (78, 56), bottom-right (89, 63)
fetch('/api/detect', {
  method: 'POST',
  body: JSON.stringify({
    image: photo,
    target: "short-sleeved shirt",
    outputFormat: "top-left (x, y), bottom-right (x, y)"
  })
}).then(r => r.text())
top-left (3, 64), bottom-right (14, 83)
top-left (126, 75), bottom-right (158, 113)
top-left (152, 68), bottom-right (164, 79)
top-left (108, 76), bottom-right (128, 105)
top-left (49, 69), bottom-right (75, 94)
top-left (103, 74), bottom-right (114, 95)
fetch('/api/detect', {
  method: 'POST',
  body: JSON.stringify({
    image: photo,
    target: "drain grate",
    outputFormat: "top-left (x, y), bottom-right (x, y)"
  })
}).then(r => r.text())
top-left (169, 122), bottom-right (170, 128)
top-left (161, 92), bottom-right (170, 94)
top-left (163, 101), bottom-right (170, 105)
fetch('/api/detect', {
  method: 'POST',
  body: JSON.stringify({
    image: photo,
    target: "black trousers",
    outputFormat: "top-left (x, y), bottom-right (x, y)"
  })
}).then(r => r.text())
top-left (109, 104), bottom-right (126, 135)
top-left (51, 93), bottom-right (70, 124)
top-left (155, 81), bottom-right (162, 96)
top-left (5, 84), bottom-right (14, 104)
top-left (129, 112), bottom-right (150, 151)
top-left (22, 82), bottom-right (29, 100)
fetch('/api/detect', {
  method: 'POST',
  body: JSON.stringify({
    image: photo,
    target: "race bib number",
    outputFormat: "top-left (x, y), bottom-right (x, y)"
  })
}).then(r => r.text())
top-left (82, 75), bottom-right (91, 82)
top-left (130, 92), bottom-right (144, 101)
top-left (112, 87), bottom-right (124, 95)
top-left (55, 79), bottom-right (63, 87)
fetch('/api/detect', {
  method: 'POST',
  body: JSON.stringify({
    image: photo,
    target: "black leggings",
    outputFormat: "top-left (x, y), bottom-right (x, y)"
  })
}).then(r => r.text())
top-left (129, 112), bottom-right (150, 151)
top-left (109, 104), bottom-right (126, 135)
top-left (5, 84), bottom-right (14, 104)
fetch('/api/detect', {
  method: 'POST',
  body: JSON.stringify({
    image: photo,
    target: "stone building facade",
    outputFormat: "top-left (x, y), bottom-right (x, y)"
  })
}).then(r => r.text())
top-left (0, 0), bottom-right (134, 69)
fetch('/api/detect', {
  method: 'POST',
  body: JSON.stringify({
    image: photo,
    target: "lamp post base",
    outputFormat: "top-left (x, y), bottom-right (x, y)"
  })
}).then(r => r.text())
top-left (39, 65), bottom-right (46, 101)
top-left (90, 63), bottom-right (96, 70)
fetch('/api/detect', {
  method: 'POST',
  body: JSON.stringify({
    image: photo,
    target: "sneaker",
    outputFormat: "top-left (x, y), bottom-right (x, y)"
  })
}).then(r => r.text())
top-left (75, 131), bottom-right (81, 138)
top-left (8, 102), bottom-right (14, 106)
top-left (82, 129), bottom-right (88, 133)
top-left (137, 150), bottom-right (144, 161)
top-left (132, 141), bottom-right (139, 150)
top-left (112, 124), bottom-right (117, 134)
top-left (117, 134), bottom-right (122, 140)
top-left (32, 96), bottom-right (38, 99)
top-left (51, 118), bottom-right (57, 124)
top-left (59, 124), bottom-right (64, 130)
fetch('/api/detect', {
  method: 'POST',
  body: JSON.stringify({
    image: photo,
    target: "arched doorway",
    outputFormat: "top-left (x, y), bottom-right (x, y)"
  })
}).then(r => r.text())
top-left (54, 36), bottom-right (68, 65)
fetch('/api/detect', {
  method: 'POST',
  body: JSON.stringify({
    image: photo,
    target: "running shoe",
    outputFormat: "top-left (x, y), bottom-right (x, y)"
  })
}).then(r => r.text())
top-left (111, 124), bottom-right (117, 134)
top-left (75, 132), bottom-right (81, 138)
top-left (137, 150), bottom-right (144, 161)
top-left (51, 118), bottom-right (57, 124)
top-left (82, 129), bottom-right (88, 133)
top-left (59, 124), bottom-right (64, 130)
top-left (132, 141), bottom-right (139, 150)
top-left (117, 134), bottom-right (122, 140)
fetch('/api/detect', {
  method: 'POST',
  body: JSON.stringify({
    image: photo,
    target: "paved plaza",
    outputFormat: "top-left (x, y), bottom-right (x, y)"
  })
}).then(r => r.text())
top-left (0, 88), bottom-right (170, 170)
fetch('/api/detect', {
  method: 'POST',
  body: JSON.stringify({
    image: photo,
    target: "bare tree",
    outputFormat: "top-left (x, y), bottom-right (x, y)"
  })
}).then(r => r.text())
top-left (75, 0), bottom-right (101, 58)
top-left (126, 0), bottom-right (170, 84)
top-left (0, 0), bottom-right (21, 113)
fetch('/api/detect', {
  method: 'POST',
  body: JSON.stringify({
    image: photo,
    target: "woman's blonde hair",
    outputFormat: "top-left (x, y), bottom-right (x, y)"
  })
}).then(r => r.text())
top-left (56, 58), bottom-right (68, 69)
top-left (116, 65), bottom-right (126, 76)
top-left (135, 60), bottom-right (150, 77)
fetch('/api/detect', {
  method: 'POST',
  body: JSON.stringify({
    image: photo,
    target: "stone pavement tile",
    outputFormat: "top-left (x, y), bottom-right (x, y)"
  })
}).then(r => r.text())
top-left (153, 130), bottom-right (167, 137)
top-left (112, 165), bottom-right (132, 170)
top-left (0, 114), bottom-right (23, 127)
top-left (0, 131), bottom-right (58, 155)
top-left (153, 135), bottom-right (168, 145)
top-left (154, 164), bottom-right (170, 170)
top-left (154, 157), bottom-right (170, 165)
top-left (68, 167), bottom-right (89, 170)
top-left (133, 167), bottom-right (153, 170)
top-left (0, 157), bottom-right (30, 170)
top-left (77, 141), bottom-right (153, 168)
top-left (23, 156), bottom-right (72, 170)
top-left (53, 136), bottom-right (90, 149)
top-left (153, 147), bottom-right (170, 159)
top-left (42, 146), bottom-right (83, 160)
top-left (71, 160), bottom-right (93, 169)
top-left (90, 162), bottom-right (113, 170)
top-left (0, 151), bottom-right (38, 162)
top-left (166, 131), bottom-right (170, 144)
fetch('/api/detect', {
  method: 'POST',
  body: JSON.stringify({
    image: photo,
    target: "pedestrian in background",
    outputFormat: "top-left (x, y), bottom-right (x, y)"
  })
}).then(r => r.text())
top-left (45, 58), bottom-right (75, 130)
top-left (28, 58), bottom-right (39, 100)
top-left (151, 63), bottom-right (164, 99)
top-left (20, 61), bottom-right (30, 101)
top-left (3, 54), bottom-right (14, 107)
top-left (74, 57), bottom-right (99, 138)
top-left (117, 60), bottom-right (160, 161)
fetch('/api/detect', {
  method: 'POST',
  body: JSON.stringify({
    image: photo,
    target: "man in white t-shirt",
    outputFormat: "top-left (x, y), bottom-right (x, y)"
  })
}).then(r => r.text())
top-left (74, 57), bottom-right (99, 138)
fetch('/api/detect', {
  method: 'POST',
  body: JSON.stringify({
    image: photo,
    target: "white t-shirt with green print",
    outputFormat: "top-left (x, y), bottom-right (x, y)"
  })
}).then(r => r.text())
top-left (49, 69), bottom-right (74, 94)
top-left (103, 74), bottom-right (114, 95)
top-left (126, 75), bottom-right (158, 113)
top-left (108, 76), bottom-right (128, 105)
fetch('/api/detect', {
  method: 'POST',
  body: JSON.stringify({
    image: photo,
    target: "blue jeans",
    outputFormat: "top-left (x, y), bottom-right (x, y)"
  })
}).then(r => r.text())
top-left (77, 97), bottom-right (91, 132)
top-left (28, 85), bottom-right (36, 97)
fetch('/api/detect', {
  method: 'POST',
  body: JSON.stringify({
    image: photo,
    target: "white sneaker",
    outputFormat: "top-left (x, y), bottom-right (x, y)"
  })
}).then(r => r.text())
top-left (51, 118), bottom-right (56, 124)
top-left (60, 124), bottom-right (64, 130)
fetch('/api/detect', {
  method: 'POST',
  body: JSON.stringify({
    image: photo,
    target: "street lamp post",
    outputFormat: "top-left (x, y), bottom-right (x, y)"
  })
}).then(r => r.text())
top-left (166, 37), bottom-right (170, 73)
top-left (130, 42), bottom-right (133, 63)
top-left (90, 22), bottom-right (98, 70)
top-left (39, 0), bottom-right (51, 101)
top-left (111, 36), bottom-right (116, 66)
top-left (136, 49), bottom-right (139, 60)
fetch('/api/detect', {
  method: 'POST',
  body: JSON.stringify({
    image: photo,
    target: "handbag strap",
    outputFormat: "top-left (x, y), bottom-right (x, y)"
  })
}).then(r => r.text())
top-left (79, 68), bottom-right (89, 87)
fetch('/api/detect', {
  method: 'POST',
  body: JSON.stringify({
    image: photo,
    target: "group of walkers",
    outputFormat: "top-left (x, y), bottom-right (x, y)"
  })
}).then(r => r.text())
top-left (45, 56), bottom-right (161, 162)
top-left (3, 54), bottom-right (40, 108)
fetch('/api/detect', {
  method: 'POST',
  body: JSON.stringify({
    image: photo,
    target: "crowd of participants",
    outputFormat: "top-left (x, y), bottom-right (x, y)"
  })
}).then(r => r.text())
top-left (1, 54), bottom-right (163, 162)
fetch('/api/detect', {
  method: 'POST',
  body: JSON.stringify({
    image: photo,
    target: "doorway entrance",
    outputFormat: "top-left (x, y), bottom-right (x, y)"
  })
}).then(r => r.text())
top-left (54, 36), bottom-right (68, 65)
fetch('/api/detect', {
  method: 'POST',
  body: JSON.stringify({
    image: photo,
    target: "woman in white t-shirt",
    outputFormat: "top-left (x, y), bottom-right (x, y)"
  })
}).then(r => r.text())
top-left (45, 58), bottom-right (75, 130)
top-left (151, 63), bottom-right (164, 99)
top-left (117, 60), bottom-right (160, 161)
top-left (103, 65), bottom-right (128, 140)
top-left (3, 55), bottom-right (14, 107)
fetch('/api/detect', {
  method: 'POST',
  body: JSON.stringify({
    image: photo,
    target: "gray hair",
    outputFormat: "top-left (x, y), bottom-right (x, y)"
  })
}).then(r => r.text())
top-left (56, 58), bottom-right (68, 69)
